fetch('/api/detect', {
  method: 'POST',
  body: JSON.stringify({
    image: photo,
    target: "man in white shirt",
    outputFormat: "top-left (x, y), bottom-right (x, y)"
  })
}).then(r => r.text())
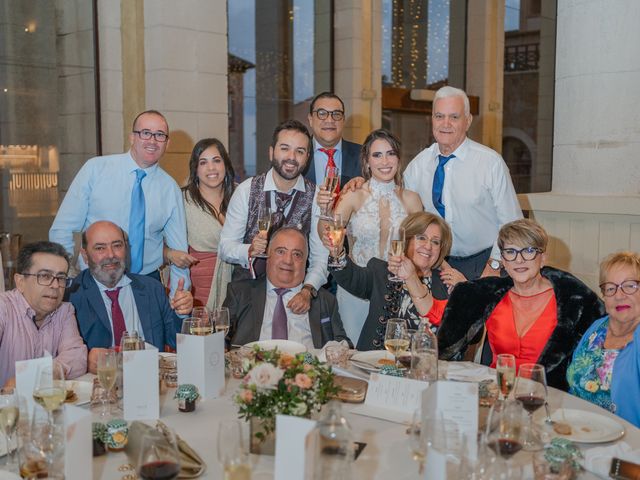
top-left (219, 119), bottom-right (328, 314)
top-left (223, 227), bottom-right (350, 350)
top-left (403, 86), bottom-right (523, 280)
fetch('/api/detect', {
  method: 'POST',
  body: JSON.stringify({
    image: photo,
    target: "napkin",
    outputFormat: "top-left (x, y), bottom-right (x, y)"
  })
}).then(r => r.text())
top-left (125, 421), bottom-right (206, 478)
top-left (444, 361), bottom-right (495, 382)
top-left (581, 441), bottom-right (640, 479)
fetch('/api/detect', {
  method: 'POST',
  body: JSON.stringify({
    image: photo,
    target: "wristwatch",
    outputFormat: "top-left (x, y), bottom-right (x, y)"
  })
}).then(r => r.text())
top-left (488, 258), bottom-right (502, 271)
top-left (302, 284), bottom-right (318, 299)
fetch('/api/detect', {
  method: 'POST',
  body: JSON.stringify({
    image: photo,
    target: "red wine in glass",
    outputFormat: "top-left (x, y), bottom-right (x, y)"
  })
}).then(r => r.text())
top-left (488, 438), bottom-right (523, 459)
top-left (516, 394), bottom-right (545, 414)
top-left (139, 461), bottom-right (180, 480)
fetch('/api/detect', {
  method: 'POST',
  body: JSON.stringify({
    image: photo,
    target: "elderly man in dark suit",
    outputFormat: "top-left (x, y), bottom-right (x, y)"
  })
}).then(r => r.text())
top-left (305, 92), bottom-right (361, 188)
top-left (68, 221), bottom-right (192, 372)
top-left (224, 227), bottom-right (350, 349)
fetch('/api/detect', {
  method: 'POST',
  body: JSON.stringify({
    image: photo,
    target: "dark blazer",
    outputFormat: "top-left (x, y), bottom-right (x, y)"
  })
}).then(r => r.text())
top-left (332, 256), bottom-right (449, 351)
top-left (223, 278), bottom-right (351, 348)
top-left (304, 139), bottom-right (362, 187)
top-left (437, 266), bottom-right (605, 391)
top-left (67, 270), bottom-right (181, 350)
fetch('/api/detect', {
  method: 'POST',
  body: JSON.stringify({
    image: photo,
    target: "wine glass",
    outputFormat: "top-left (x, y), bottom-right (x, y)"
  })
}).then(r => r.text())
top-left (96, 349), bottom-right (117, 417)
top-left (384, 318), bottom-right (410, 366)
top-left (410, 330), bottom-right (438, 382)
top-left (0, 388), bottom-right (19, 470)
top-left (254, 204), bottom-right (272, 258)
top-left (121, 330), bottom-right (144, 351)
top-left (137, 427), bottom-right (181, 480)
top-left (387, 224), bottom-right (405, 282)
top-left (485, 400), bottom-right (527, 476)
top-left (24, 405), bottom-right (64, 479)
top-left (181, 318), bottom-right (197, 335)
top-left (33, 363), bottom-right (65, 423)
top-left (191, 306), bottom-right (210, 321)
top-left (408, 409), bottom-right (427, 474)
top-left (190, 314), bottom-right (214, 336)
top-left (496, 354), bottom-right (516, 401)
top-left (327, 213), bottom-right (346, 268)
top-left (213, 307), bottom-right (230, 337)
top-left (514, 363), bottom-right (547, 451)
top-left (319, 165), bottom-right (340, 220)
top-left (217, 420), bottom-right (251, 479)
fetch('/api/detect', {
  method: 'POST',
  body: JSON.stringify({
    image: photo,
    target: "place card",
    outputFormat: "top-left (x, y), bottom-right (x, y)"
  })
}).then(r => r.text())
top-left (351, 373), bottom-right (430, 424)
top-left (176, 332), bottom-right (225, 399)
top-left (15, 355), bottom-right (52, 413)
top-left (123, 345), bottom-right (159, 420)
top-left (64, 404), bottom-right (92, 480)
top-left (274, 415), bottom-right (317, 480)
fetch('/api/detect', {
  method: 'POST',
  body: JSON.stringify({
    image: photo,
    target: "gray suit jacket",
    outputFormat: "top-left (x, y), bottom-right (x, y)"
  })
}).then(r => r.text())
top-left (223, 278), bottom-right (351, 348)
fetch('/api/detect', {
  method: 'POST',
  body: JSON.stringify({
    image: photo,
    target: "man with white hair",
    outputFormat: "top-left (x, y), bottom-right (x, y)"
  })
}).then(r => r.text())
top-left (403, 86), bottom-right (522, 281)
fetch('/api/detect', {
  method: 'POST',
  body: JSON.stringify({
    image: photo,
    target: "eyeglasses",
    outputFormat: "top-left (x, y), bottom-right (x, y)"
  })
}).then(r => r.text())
top-left (599, 280), bottom-right (640, 297)
top-left (312, 109), bottom-right (344, 121)
top-left (413, 234), bottom-right (441, 247)
top-left (500, 247), bottom-right (543, 262)
top-left (21, 271), bottom-right (73, 288)
top-left (132, 129), bottom-right (169, 142)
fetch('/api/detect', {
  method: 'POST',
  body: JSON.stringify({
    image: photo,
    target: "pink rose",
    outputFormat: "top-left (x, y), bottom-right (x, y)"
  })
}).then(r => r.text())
top-left (240, 389), bottom-right (253, 403)
top-left (295, 373), bottom-right (313, 389)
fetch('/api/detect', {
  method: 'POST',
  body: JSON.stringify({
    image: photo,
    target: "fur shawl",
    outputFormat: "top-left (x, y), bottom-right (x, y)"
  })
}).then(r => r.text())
top-left (437, 266), bottom-right (605, 390)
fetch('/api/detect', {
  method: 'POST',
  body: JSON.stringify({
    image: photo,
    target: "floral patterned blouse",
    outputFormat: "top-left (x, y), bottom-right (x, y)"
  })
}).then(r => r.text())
top-left (567, 319), bottom-right (620, 413)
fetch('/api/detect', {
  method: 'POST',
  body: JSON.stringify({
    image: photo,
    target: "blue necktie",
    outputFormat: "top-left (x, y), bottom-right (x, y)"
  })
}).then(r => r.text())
top-left (432, 154), bottom-right (454, 218)
top-left (129, 169), bottom-right (147, 273)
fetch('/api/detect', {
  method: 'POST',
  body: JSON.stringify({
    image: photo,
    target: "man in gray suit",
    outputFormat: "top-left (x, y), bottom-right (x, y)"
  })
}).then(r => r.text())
top-left (224, 227), bottom-right (350, 349)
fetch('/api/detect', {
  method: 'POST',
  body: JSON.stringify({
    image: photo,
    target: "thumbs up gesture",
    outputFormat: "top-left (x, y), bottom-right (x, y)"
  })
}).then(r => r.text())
top-left (170, 278), bottom-right (193, 315)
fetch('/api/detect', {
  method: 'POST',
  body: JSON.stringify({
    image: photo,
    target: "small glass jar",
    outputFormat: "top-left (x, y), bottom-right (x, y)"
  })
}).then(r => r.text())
top-left (175, 384), bottom-right (199, 412)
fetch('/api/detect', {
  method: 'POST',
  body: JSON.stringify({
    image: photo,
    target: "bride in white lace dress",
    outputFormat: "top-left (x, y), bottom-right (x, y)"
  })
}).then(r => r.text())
top-left (318, 129), bottom-right (423, 344)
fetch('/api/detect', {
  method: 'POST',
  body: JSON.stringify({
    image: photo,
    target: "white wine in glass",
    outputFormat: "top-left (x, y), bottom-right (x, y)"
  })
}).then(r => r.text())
top-left (97, 349), bottom-right (118, 417)
top-left (387, 225), bottom-right (405, 282)
top-left (33, 364), bottom-right (65, 414)
top-left (496, 353), bottom-right (516, 400)
top-left (319, 166), bottom-right (340, 219)
top-left (327, 213), bottom-right (346, 268)
top-left (254, 205), bottom-right (272, 259)
top-left (384, 318), bottom-right (409, 366)
top-left (214, 307), bottom-right (230, 337)
top-left (0, 388), bottom-right (19, 469)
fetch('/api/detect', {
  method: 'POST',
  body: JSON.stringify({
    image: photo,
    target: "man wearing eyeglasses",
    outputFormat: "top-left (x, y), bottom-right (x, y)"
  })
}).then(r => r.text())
top-left (49, 110), bottom-right (189, 298)
top-left (305, 92), bottom-right (362, 188)
top-left (0, 241), bottom-right (87, 388)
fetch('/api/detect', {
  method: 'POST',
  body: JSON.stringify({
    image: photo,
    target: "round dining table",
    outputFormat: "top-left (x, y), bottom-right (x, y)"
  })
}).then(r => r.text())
top-left (89, 360), bottom-right (639, 480)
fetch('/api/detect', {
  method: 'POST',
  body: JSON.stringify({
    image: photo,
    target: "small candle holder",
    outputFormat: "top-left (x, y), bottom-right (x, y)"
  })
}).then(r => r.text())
top-left (175, 384), bottom-right (199, 412)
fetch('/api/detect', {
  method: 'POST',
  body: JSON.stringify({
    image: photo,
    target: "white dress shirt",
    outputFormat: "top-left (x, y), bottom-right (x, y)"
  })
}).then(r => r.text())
top-left (218, 168), bottom-right (328, 290)
top-left (313, 138), bottom-right (343, 182)
top-left (259, 280), bottom-right (313, 350)
top-left (93, 274), bottom-right (144, 346)
top-left (403, 137), bottom-right (522, 259)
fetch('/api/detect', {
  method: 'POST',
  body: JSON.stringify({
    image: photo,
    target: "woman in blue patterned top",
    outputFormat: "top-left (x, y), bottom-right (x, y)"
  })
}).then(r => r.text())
top-left (567, 251), bottom-right (640, 427)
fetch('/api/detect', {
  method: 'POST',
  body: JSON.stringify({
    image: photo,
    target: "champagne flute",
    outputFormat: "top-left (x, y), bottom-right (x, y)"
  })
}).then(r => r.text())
top-left (213, 307), bottom-right (230, 337)
top-left (96, 349), bottom-right (117, 417)
top-left (319, 165), bottom-right (340, 220)
top-left (486, 399), bottom-right (527, 475)
top-left (33, 364), bottom-right (66, 423)
top-left (253, 204), bottom-right (272, 259)
top-left (387, 224), bottom-right (405, 282)
top-left (327, 213), bottom-right (346, 268)
top-left (0, 388), bottom-right (19, 470)
top-left (384, 318), bottom-right (410, 367)
top-left (217, 420), bottom-right (251, 480)
top-left (514, 363), bottom-right (547, 451)
top-left (137, 427), bottom-right (181, 480)
top-left (121, 330), bottom-right (144, 351)
top-left (496, 353), bottom-right (516, 400)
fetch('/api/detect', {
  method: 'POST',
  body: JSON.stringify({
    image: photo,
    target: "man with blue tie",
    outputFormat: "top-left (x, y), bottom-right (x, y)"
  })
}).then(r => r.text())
top-left (305, 92), bottom-right (361, 188)
top-left (49, 110), bottom-right (189, 297)
top-left (403, 86), bottom-right (522, 281)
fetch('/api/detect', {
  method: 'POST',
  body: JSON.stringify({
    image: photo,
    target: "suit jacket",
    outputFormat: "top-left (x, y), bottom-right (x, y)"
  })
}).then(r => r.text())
top-left (67, 270), bottom-right (181, 350)
top-left (305, 139), bottom-right (362, 187)
top-left (437, 266), bottom-right (605, 391)
top-left (223, 278), bottom-right (351, 348)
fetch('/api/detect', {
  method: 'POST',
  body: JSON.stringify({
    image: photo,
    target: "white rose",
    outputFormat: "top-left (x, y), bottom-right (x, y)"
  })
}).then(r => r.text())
top-left (290, 401), bottom-right (307, 416)
top-left (248, 363), bottom-right (284, 389)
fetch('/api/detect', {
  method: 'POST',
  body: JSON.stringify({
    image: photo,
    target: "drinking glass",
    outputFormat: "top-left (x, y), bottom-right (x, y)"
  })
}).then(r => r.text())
top-left (181, 318), bottom-right (197, 335)
top-left (96, 349), bottom-right (118, 417)
top-left (410, 329), bottom-right (438, 382)
top-left (121, 330), bottom-right (144, 351)
top-left (33, 363), bottom-right (66, 423)
top-left (0, 388), bottom-right (19, 470)
top-left (408, 409), bottom-right (427, 474)
top-left (387, 225), bottom-right (405, 282)
top-left (22, 405), bottom-right (64, 479)
top-left (213, 307), bottom-right (230, 337)
top-left (496, 354), bottom-right (516, 400)
top-left (327, 213), bottom-right (346, 268)
top-left (137, 427), bottom-right (181, 480)
top-left (514, 363), bottom-right (547, 451)
top-left (319, 165), bottom-right (340, 220)
top-left (384, 318), bottom-right (410, 366)
top-left (254, 204), bottom-right (272, 258)
top-left (486, 400), bottom-right (527, 476)
top-left (532, 450), bottom-right (573, 480)
top-left (189, 313), bottom-right (214, 336)
top-left (191, 306), bottom-right (210, 321)
top-left (217, 420), bottom-right (251, 480)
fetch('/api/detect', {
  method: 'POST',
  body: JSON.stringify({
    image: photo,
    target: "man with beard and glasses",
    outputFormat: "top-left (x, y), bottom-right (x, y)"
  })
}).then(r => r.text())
top-left (68, 221), bottom-right (193, 373)
top-left (219, 119), bottom-right (328, 314)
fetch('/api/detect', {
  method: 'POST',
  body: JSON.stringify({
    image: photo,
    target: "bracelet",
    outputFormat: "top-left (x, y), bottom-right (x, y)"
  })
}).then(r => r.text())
top-left (411, 286), bottom-right (430, 301)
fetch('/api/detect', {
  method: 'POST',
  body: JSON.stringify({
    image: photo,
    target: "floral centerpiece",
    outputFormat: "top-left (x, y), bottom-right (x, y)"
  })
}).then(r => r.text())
top-left (234, 347), bottom-right (338, 453)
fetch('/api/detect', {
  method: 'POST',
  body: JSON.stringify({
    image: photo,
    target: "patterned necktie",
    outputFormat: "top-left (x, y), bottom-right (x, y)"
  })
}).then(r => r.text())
top-left (105, 288), bottom-right (126, 347)
top-left (432, 154), bottom-right (454, 218)
top-left (319, 147), bottom-right (340, 194)
top-left (272, 288), bottom-right (291, 340)
top-left (129, 169), bottom-right (147, 273)
top-left (272, 192), bottom-right (293, 231)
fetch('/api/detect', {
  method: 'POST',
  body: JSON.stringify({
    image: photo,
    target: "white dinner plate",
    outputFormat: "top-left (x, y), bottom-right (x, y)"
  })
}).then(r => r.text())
top-left (543, 408), bottom-right (625, 443)
top-left (0, 471), bottom-right (21, 480)
top-left (66, 380), bottom-right (93, 406)
top-left (349, 350), bottom-right (397, 372)
top-left (244, 339), bottom-right (307, 355)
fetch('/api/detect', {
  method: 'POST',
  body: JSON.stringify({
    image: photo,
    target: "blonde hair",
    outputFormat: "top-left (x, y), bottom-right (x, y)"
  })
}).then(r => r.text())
top-left (599, 251), bottom-right (640, 285)
top-left (498, 218), bottom-right (548, 251)
top-left (401, 212), bottom-right (452, 269)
